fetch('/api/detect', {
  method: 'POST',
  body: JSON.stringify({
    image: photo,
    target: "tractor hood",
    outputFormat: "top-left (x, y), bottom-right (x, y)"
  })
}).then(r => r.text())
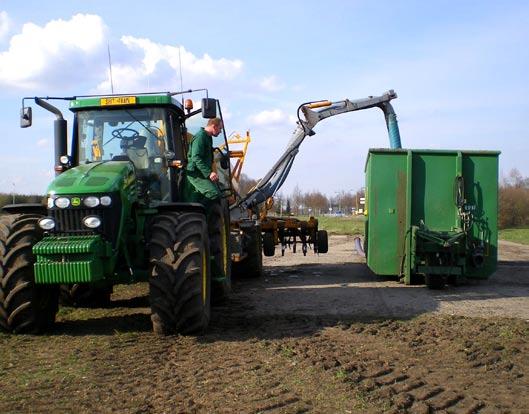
top-left (47, 161), bottom-right (135, 195)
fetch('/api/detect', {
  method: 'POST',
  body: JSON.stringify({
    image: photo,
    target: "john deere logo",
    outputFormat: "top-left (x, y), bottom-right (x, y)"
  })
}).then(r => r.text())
top-left (71, 197), bottom-right (81, 207)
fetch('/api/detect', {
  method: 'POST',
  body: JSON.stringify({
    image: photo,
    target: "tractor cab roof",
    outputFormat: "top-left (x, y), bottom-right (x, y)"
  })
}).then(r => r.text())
top-left (69, 93), bottom-right (184, 112)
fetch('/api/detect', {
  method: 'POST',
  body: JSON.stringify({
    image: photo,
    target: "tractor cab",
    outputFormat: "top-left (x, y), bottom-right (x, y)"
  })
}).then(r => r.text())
top-left (65, 93), bottom-right (232, 206)
top-left (74, 106), bottom-right (174, 203)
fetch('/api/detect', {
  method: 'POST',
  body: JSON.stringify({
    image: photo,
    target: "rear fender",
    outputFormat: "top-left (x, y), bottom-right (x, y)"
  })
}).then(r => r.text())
top-left (156, 202), bottom-right (206, 215)
top-left (2, 203), bottom-right (46, 215)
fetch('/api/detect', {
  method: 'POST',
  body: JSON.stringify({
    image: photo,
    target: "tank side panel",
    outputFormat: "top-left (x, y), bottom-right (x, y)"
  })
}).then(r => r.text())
top-left (366, 151), bottom-right (408, 275)
top-left (463, 153), bottom-right (499, 278)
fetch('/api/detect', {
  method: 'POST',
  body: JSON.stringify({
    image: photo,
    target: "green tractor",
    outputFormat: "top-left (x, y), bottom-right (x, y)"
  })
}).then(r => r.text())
top-left (0, 91), bottom-right (233, 334)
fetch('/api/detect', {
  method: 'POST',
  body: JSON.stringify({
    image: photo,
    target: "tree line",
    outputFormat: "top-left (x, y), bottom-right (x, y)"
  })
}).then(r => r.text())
top-left (240, 170), bottom-right (529, 227)
top-left (1, 168), bottom-right (528, 229)
top-left (238, 174), bottom-right (363, 216)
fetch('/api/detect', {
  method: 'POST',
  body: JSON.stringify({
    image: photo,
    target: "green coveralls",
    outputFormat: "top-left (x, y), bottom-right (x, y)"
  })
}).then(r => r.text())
top-left (183, 127), bottom-right (221, 208)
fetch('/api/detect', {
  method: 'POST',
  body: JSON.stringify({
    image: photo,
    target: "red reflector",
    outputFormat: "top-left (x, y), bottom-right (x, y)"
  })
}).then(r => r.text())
top-left (54, 165), bottom-right (64, 172)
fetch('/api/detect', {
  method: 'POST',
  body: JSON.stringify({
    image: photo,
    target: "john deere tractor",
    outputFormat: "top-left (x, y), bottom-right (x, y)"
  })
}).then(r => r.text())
top-left (0, 91), bottom-right (232, 334)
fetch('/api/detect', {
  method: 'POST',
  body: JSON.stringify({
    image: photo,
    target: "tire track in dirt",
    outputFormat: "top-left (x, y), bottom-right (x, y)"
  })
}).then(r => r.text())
top-left (145, 337), bottom-right (314, 413)
top-left (280, 316), bottom-right (528, 413)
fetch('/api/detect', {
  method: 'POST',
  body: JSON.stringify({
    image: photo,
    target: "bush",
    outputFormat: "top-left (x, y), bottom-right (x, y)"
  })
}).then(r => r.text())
top-left (498, 169), bottom-right (529, 229)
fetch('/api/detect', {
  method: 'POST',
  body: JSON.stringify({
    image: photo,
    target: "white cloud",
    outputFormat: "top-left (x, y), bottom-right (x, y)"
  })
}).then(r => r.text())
top-left (96, 36), bottom-right (244, 93)
top-left (0, 14), bottom-right (107, 89)
top-left (247, 108), bottom-right (294, 127)
top-left (259, 75), bottom-right (285, 92)
top-left (36, 138), bottom-right (49, 148)
top-left (0, 14), bottom-right (244, 94)
top-left (0, 11), bottom-right (10, 41)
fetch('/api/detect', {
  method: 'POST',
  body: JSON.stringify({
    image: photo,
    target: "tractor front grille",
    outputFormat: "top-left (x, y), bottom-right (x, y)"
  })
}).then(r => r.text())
top-left (49, 199), bottom-right (121, 246)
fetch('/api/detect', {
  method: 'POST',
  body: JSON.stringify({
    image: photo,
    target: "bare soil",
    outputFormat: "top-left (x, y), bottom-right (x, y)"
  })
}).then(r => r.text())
top-left (1, 236), bottom-right (528, 413)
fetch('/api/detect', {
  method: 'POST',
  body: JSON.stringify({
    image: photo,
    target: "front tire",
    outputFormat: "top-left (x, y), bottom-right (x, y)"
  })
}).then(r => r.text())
top-left (149, 212), bottom-right (211, 335)
top-left (0, 214), bottom-right (59, 334)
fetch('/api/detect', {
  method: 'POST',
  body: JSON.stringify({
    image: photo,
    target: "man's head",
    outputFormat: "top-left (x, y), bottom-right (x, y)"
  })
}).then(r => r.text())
top-left (204, 117), bottom-right (223, 137)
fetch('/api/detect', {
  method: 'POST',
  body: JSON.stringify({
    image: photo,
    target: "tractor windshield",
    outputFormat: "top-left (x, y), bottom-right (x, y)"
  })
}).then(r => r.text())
top-left (77, 107), bottom-right (169, 164)
top-left (77, 107), bottom-right (171, 201)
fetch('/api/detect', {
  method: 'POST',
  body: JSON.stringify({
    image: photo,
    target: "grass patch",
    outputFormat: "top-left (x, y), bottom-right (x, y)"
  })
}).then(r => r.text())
top-left (334, 367), bottom-right (348, 381)
top-left (499, 228), bottom-right (529, 245)
top-left (280, 346), bottom-right (295, 358)
top-left (287, 215), bottom-right (365, 235)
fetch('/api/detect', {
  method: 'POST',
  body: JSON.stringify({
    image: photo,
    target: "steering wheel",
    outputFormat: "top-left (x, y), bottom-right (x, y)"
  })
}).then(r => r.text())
top-left (104, 127), bottom-right (140, 147)
top-left (112, 128), bottom-right (139, 140)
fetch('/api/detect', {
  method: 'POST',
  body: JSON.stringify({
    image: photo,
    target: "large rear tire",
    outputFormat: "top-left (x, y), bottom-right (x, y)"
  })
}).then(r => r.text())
top-left (59, 283), bottom-right (112, 308)
top-left (0, 214), bottom-right (59, 334)
top-left (149, 211), bottom-right (211, 335)
top-left (208, 200), bottom-right (231, 303)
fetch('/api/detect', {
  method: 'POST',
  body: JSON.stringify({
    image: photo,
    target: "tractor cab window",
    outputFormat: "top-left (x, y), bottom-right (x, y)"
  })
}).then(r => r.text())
top-left (185, 101), bottom-right (231, 194)
top-left (77, 108), bottom-right (171, 202)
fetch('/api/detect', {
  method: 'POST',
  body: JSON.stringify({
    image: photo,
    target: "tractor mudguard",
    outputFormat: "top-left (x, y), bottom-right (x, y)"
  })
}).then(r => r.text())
top-left (2, 203), bottom-right (47, 215)
top-left (156, 202), bottom-right (207, 215)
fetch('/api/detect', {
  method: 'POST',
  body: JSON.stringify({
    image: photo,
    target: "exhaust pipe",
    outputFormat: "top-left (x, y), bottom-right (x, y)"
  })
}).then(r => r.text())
top-left (35, 98), bottom-right (67, 174)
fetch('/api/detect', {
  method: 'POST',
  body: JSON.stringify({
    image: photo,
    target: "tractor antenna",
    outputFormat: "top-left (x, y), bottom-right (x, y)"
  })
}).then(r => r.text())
top-left (178, 45), bottom-right (184, 104)
top-left (107, 42), bottom-right (115, 94)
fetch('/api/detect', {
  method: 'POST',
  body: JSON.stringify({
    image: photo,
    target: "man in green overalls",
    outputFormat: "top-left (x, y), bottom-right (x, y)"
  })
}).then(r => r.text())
top-left (183, 117), bottom-right (223, 209)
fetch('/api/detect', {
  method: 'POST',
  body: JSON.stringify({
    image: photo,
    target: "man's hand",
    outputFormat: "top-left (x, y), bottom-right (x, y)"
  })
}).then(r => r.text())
top-left (209, 171), bottom-right (219, 182)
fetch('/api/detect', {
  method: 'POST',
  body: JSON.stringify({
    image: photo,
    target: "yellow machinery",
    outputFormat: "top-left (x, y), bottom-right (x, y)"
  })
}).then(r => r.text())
top-left (260, 199), bottom-right (328, 256)
top-left (225, 131), bottom-right (328, 257)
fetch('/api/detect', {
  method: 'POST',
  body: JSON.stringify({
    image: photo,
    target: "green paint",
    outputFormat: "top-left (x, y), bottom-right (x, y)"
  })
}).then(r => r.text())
top-left (365, 148), bottom-right (499, 283)
top-left (69, 94), bottom-right (182, 111)
top-left (47, 161), bottom-right (135, 195)
top-left (33, 235), bottom-right (109, 283)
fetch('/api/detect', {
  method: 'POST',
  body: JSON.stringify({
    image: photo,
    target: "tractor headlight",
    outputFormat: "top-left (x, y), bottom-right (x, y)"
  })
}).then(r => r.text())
top-left (55, 197), bottom-right (70, 209)
top-left (38, 217), bottom-right (55, 230)
top-left (83, 215), bottom-right (101, 229)
top-left (83, 196), bottom-right (100, 208)
top-left (100, 196), bottom-right (112, 206)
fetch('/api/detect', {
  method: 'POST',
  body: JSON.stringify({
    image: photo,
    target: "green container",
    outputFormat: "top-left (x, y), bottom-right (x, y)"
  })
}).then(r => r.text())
top-left (364, 148), bottom-right (499, 286)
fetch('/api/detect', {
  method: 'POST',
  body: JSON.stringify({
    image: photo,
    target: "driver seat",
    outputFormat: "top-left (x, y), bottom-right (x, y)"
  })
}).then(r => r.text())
top-left (125, 135), bottom-right (149, 170)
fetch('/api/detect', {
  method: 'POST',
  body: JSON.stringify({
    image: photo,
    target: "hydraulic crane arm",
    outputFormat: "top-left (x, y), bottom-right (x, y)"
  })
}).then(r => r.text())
top-left (234, 90), bottom-right (402, 211)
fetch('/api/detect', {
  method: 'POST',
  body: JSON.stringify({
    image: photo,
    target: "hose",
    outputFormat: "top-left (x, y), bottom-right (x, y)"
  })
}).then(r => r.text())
top-left (354, 236), bottom-right (365, 257)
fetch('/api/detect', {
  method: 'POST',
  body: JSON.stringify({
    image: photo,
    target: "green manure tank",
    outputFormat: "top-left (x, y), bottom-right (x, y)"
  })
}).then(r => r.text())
top-left (364, 149), bottom-right (499, 289)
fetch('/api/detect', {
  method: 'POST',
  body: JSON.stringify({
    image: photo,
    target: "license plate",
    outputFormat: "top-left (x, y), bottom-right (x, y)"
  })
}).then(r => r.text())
top-left (100, 96), bottom-right (137, 106)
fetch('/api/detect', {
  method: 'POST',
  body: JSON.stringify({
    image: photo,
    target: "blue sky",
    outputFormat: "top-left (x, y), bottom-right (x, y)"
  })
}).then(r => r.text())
top-left (0, 0), bottom-right (528, 196)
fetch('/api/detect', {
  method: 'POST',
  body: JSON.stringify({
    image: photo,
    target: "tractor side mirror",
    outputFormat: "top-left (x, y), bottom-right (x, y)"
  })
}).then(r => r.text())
top-left (20, 106), bottom-right (32, 128)
top-left (201, 98), bottom-right (217, 119)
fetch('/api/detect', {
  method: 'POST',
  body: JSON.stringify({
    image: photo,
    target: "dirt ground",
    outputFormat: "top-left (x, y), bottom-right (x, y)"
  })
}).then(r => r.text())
top-left (1, 236), bottom-right (528, 413)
